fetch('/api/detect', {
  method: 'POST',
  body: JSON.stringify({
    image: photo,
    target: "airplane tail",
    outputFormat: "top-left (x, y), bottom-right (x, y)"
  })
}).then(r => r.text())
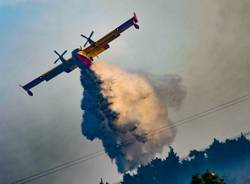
top-left (133, 12), bottom-right (139, 29)
top-left (20, 85), bottom-right (33, 96)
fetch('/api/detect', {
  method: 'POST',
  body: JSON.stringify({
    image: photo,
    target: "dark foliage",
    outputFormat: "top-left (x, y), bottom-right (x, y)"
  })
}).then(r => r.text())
top-left (191, 174), bottom-right (205, 184)
top-left (119, 134), bottom-right (250, 184)
top-left (99, 178), bottom-right (110, 184)
top-left (191, 170), bottom-right (225, 184)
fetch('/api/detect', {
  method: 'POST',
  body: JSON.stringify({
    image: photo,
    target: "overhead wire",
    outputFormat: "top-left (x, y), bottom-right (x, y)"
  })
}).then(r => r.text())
top-left (10, 93), bottom-right (250, 184)
top-left (129, 130), bottom-right (250, 184)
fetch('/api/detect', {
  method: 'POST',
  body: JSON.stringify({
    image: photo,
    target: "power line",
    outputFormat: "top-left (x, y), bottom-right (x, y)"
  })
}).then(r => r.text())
top-left (11, 151), bottom-right (104, 184)
top-left (11, 93), bottom-right (250, 184)
top-left (129, 130), bottom-right (250, 184)
top-left (115, 130), bottom-right (250, 184)
top-left (144, 93), bottom-right (250, 139)
top-left (10, 93), bottom-right (250, 184)
top-left (111, 92), bottom-right (250, 148)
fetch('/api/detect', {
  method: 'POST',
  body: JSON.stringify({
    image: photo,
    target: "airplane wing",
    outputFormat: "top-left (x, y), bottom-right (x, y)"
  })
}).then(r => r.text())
top-left (21, 62), bottom-right (71, 96)
top-left (84, 12), bottom-right (139, 58)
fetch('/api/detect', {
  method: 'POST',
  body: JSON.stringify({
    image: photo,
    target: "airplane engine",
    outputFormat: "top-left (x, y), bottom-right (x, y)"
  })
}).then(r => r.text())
top-left (104, 44), bottom-right (110, 49)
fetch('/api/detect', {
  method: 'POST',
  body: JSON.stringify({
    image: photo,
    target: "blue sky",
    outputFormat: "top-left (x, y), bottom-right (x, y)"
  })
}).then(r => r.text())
top-left (1, 0), bottom-right (250, 184)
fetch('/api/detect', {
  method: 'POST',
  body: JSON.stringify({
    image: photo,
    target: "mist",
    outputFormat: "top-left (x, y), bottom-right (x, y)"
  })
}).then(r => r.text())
top-left (80, 61), bottom-right (186, 172)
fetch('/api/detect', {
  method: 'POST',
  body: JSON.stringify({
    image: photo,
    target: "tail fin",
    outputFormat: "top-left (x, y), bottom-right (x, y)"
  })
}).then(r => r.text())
top-left (20, 85), bottom-right (33, 96)
top-left (133, 12), bottom-right (139, 29)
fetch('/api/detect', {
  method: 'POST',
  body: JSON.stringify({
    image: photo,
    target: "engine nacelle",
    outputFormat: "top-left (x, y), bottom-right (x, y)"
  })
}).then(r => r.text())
top-left (104, 44), bottom-right (110, 49)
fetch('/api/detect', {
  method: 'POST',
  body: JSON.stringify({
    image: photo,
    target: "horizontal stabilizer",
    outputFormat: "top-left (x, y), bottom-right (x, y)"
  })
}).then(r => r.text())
top-left (20, 85), bottom-right (33, 96)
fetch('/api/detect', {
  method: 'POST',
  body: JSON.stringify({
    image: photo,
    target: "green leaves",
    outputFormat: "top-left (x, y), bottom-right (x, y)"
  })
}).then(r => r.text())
top-left (191, 170), bottom-right (225, 184)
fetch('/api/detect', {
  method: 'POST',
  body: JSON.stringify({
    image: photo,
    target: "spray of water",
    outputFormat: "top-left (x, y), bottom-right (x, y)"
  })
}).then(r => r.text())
top-left (80, 61), bottom-right (185, 172)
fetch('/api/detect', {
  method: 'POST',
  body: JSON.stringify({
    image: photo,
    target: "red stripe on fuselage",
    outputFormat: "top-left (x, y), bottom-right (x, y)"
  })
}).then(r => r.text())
top-left (77, 54), bottom-right (92, 67)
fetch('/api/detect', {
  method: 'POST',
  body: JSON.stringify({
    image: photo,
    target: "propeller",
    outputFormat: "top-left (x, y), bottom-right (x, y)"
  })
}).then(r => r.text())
top-left (81, 31), bottom-right (94, 47)
top-left (53, 50), bottom-right (67, 64)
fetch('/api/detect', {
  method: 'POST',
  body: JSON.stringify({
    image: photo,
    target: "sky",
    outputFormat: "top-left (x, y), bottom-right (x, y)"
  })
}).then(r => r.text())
top-left (0, 0), bottom-right (250, 184)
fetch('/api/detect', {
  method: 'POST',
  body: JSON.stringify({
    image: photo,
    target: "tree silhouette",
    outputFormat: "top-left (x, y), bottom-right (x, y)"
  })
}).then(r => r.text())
top-left (201, 170), bottom-right (225, 184)
top-left (99, 178), bottom-right (110, 184)
top-left (119, 134), bottom-right (250, 184)
top-left (191, 170), bottom-right (225, 184)
top-left (191, 174), bottom-right (205, 184)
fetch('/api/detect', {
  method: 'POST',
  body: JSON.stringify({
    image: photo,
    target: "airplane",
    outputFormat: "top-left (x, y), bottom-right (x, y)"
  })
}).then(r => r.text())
top-left (21, 12), bottom-right (139, 96)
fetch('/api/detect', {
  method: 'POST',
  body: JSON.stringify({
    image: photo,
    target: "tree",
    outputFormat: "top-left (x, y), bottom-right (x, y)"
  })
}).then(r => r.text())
top-left (191, 174), bottom-right (205, 184)
top-left (99, 178), bottom-right (110, 184)
top-left (202, 170), bottom-right (225, 184)
top-left (99, 178), bottom-right (104, 184)
top-left (190, 170), bottom-right (225, 184)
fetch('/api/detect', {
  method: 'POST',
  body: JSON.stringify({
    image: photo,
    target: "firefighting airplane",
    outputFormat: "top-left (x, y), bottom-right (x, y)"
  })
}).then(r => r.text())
top-left (21, 13), bottom-right (139, 96)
